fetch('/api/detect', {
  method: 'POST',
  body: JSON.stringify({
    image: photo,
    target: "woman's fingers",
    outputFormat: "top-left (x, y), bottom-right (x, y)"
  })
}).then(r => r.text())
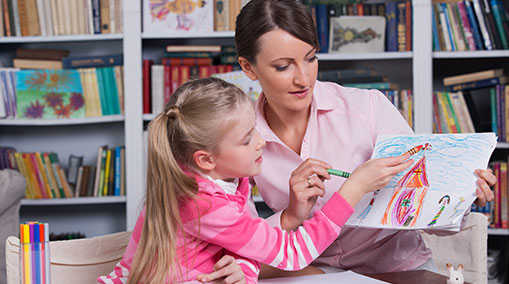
top-left (383, 153), bottom-right (411, 166)
top-left (292, 159), bottom-right (331, 180)
top-left (475, 169), bottom-right (497, 187)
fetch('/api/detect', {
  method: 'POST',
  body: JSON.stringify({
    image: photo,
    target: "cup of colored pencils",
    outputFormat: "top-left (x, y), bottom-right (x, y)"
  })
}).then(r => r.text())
top-left (20, 222), bottom-right (50, 284)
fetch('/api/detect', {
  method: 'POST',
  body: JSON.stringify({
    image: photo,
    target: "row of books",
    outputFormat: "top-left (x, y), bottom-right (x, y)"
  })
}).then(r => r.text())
top-left (472, 161), bottom-right (509, 229)
top-left (0, 145), bottom-right (125, 199)
top-left (71, 145), bottom-right (126, 198)
top-left (0, 0), bottom-right (123, 37)
top-left (143, 46), bottom-right (240, 115)
top-left (0, 66), bottom-right (124, 119)
top-left (437, 69), bottom-right (509, 141)
top-left (432, 0), bottom-right (509, 51)
top-left (301, 0), bottom-right (412, 52)
top-left (433, 91), bottom-right (476, 134)
top-left (1, 148), bottom-right (74, 199)
top-left (12, 49), bottom-right (123, 70)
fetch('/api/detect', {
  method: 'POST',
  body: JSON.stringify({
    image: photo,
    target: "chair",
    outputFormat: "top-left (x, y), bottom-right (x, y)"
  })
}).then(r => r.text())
top-left (5, 231), bottom-right (131, 284)
top-left (420, 212), bottom-right (488, 284)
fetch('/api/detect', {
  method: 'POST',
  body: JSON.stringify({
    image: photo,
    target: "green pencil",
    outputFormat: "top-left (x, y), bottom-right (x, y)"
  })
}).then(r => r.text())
top-left (327, 169), bottom-right (351, 178)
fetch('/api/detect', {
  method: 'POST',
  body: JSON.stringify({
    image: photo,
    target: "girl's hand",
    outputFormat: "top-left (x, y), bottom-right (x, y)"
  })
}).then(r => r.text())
top-left (474, 169), bottom-right (496, 207)
top-left (196, 255), bottom-right (246, 284)
top-left (283, 158), bottom-right (331, 230)
top-left (339, 154), bottom-right (414, 207)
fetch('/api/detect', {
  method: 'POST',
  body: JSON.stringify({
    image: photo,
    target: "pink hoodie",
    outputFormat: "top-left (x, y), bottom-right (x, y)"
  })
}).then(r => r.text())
top-left (98, 174), bottom-right (354, 283)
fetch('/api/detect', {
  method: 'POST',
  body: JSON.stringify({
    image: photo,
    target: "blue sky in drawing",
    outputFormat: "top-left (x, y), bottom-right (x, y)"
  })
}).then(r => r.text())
top-left (372, 133), bottom-right (497, 193)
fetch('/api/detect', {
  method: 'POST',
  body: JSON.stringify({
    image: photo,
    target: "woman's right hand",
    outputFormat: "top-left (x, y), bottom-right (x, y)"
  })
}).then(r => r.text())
top-left (282, 158), bottom-right (331, 230)
top-left (339, 153), bottom-right (414, 207)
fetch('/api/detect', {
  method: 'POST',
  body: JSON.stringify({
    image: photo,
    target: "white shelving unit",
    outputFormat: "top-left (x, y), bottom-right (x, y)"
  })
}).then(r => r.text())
top-left (2, 0), bottom-right (509, 240)
top-left (20, 196), bottom-right (126, 206)
top-left (0, 115), bottom-right (124, 125)
top-left (488, 228), bottom-right (509, 236)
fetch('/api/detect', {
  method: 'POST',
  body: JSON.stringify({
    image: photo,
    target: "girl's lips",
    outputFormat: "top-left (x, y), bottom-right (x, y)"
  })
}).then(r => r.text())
top-left (289, 89), bottom-right (309, 98)
top-left (255, 156), bottom-right (263, 163)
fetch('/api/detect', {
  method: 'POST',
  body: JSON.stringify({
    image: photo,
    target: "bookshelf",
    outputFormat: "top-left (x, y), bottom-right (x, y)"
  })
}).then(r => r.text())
top-left (20, 196), bottom-right (126, 206)
top-left (2, 0), bottom-right (509, 242)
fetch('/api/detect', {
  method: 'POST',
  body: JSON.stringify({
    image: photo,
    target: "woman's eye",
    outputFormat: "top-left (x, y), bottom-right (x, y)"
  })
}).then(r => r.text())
top-left (275, 65), bottom-right (288, 71)
top-left (308, 55), bottom-right (317, 62)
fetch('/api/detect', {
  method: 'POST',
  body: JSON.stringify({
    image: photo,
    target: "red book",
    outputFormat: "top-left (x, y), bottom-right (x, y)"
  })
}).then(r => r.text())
top-left (406, 1), bottom-right (412, 51)
top-left (162, 57), bottom-right (213, 66)
top-left (357, 3), bottom-right (364, 15)
top-left (226, 65), bottom-right (233, 72)
top-left (142, 60), bottom-right (153, 114)
top-left (164, 65), bottom-right (171, 105)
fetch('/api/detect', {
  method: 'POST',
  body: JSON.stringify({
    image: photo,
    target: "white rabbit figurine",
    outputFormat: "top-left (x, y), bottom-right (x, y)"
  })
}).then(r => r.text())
top-left (446, 263), bottom-right (464, 284)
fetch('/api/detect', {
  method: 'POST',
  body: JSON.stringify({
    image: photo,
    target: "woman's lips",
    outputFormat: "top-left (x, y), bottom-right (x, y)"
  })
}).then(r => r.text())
top-left (289, 89), bottom-right (309, 98)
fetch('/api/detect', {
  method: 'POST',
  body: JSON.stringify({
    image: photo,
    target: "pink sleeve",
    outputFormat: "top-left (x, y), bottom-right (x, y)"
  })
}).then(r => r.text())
top-left (182, 192), bottom-right (354, 271)
top-left (97, 211), bottom-right (145, 283)
top-left (370, 90), bottom-right (414, 141)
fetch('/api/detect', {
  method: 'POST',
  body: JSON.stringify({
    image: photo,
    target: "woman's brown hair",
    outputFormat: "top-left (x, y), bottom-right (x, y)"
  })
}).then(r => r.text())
top-left (235, 0), bottom-right (320, 64)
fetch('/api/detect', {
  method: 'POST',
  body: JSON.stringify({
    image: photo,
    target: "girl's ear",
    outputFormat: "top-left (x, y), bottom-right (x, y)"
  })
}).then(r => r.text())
top-left (193, 150), bottom-right (216, 171)
top-left (238, 57), bottom-right (258, 81)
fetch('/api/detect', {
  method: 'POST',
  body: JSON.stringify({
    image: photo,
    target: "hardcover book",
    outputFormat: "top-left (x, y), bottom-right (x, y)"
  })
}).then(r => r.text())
top-left (15, 70), bottom-right (85, 119)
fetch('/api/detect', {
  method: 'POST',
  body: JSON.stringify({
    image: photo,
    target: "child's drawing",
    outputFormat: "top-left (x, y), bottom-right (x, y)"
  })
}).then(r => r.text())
top-left (346, 133), bottom-right (497, 231)
top-left (144, 0), bottom-right (213, 33)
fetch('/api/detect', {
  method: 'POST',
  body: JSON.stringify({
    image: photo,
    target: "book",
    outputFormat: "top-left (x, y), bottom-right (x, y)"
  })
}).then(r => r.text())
top-left (15, 48), bottom-right (70, 61)
top-left (13, 59), bottom-right (63, 70)
top-left (214, 0), bottom-right (229, 31)
top-left (447, 76), bottom-right (509, 91)
top-left (343, 82), bottom-right (398, 90)
top-left (165, 45), bottom-right (222, 53)
top-left (443, 68), bottom-right (504, 85)
top-left (62, 54), bottom-right (123, 69)
top-left (144, 0), bottom-right (213, 33)
top-left (143, 60), bottom-right (152, 114)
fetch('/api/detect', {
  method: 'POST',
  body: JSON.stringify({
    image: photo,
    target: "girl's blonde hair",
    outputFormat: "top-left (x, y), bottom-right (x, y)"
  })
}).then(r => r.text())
top-left (128, 77), bottom-right (251, 284)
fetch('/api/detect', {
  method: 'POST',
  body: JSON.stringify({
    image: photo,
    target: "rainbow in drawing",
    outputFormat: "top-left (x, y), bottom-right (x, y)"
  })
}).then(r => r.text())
top-left (382, 144), bottom-right (431, 227)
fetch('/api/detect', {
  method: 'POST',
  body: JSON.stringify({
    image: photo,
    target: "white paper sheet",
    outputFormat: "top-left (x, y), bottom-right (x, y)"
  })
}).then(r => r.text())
top-left (345, 133), bottom-right (497, 231)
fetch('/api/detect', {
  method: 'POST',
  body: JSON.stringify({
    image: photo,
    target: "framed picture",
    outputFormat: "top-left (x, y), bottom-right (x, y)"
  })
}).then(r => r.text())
top-left (329, 16), bottom-right (386, 53)
top-left (143, 0), bottom-right (214, 33)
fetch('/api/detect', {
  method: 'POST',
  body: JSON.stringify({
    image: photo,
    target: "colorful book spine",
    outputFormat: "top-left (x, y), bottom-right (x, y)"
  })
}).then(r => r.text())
top-left (472, 0), bottom-right (493, 49)
top-left (465, 0), bottom-right (485, 50)
top-left (490, 0), bottom-right (508, 49)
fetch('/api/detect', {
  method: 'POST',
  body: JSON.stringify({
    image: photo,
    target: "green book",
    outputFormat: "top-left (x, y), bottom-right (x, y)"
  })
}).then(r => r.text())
top-left (490, 0), bottom-right (508, 49)
top-left (106, 68), bottom-right (121, 115)
top-left (95, 68), bottom-right (110, 116)
top-left (49, 153), bottom-right (67, 199)
top-left (490, 88), bottom-right (497, 134)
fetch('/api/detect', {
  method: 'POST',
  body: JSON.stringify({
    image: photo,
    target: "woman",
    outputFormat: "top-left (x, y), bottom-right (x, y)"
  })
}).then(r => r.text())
top-left (232, 0), bottom-right (496, 275)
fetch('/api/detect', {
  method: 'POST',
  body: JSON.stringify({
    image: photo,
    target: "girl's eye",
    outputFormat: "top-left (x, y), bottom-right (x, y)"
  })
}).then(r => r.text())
top-left (308, 55), bottom-right (317, 62)
top-left (243, 136), bottom-right (252, 145)
top-left (275, 65), bottom-right (289, 72)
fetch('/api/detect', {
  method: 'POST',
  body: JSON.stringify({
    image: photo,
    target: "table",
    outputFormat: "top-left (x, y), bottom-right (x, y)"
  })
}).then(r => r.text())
top-left (366, 270), bottom-right (472, 284)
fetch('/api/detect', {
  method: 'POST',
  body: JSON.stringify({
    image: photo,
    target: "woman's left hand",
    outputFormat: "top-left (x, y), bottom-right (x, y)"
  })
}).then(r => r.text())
top-left (196, 255), bottom-right (246, 284)
top-left (474, 169), bottom-right (496, 207)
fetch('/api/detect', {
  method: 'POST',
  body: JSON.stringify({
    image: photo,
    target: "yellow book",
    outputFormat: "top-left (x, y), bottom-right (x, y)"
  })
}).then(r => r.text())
top-left (15, 153), bottom-right (34, 199)
top-left (22, 154), bottom-right (42, 199)
top-left (35, 152), bottom-right (54, 198)
top-left (437, 92), bottom-right (453, 133)
top-left (89, 68), bottom-right (103, 116)
top-left (79, 69), bottom-right (92, 117)
top-left (103, 149), bottom-right (111, 196)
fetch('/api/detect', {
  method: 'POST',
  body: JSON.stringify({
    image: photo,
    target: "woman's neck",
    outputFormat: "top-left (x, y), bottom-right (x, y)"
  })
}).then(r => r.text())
top-left (264, 101), bottom-right (310, 154)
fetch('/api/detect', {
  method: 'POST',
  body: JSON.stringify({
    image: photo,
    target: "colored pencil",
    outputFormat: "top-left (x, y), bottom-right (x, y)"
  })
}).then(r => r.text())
top-left (327, 169), bottom-right (351, 178)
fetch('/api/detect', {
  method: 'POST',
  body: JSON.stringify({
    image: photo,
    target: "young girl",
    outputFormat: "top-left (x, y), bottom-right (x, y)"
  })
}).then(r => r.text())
top-left (98, 77), bottom-right (413, 283)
